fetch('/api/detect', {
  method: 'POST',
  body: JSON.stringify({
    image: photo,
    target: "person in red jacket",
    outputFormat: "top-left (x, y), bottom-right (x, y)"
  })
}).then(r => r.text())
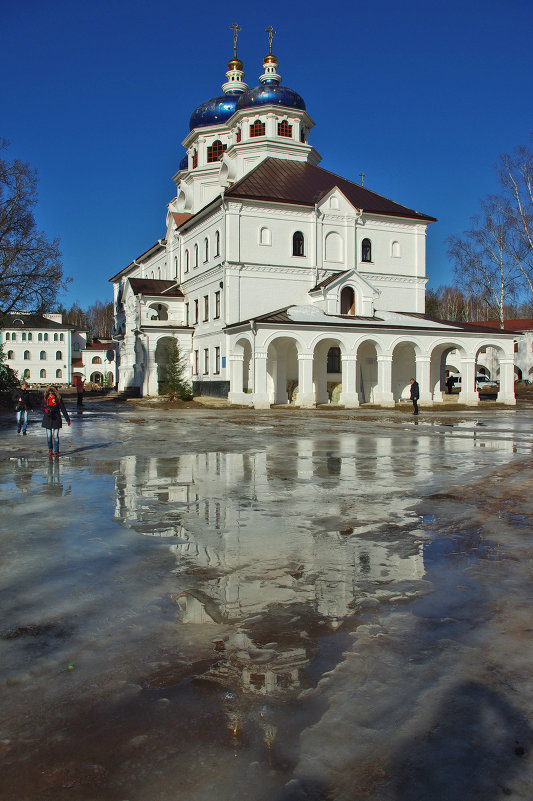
top-left (42, 385), bottom-right (71, 458)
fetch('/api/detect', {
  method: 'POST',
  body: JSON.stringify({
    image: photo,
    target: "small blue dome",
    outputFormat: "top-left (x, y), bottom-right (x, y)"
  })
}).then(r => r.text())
top-left (179, 153), bottom-right (188, 171)
top-left (189, 93), bottom-right (241, 131)
top-left (236, 83), bottom-right (306, 112)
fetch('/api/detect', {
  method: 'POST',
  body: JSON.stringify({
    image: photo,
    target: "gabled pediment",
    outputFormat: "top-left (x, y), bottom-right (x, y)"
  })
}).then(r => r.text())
top-left (317, 186), bottom-right (361, 217)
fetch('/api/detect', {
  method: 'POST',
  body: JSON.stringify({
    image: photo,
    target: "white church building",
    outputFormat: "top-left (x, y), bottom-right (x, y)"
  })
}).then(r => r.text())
top-left (111, 31), bottom-right (516, 408)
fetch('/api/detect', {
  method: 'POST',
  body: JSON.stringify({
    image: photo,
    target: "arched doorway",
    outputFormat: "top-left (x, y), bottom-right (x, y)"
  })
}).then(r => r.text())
top-left (391, 342), bottom-right (416, 402)
top-left (313, 338), bottom-right (343, 404)
top-left (267, 337), bottom-right (299, 404)
top-left (155, 336), bottom-right (176, 394)
top-left (90, 372), bottom-right (103, 384)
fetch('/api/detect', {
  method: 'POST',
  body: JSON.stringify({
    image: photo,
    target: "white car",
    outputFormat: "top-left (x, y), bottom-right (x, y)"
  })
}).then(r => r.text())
top-left (449, 374), bottom-right (499, 391)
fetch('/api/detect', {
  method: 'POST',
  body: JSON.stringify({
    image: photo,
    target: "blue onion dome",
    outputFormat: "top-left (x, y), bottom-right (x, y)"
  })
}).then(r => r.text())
top-left (189, 93), bottom-right (241, 131)
top-left (236, 83), bottom-right (305, 111)
top-left (179, 153), bottom-right (188, 170)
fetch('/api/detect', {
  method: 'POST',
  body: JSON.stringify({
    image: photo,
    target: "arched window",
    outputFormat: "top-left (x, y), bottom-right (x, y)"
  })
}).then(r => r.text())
top-left (327, 347), bottom-right (341, 373)
top-left (192, 150), bottom-right (198, 169)
top-left (330, 197), bottom-right (339, 209)
top-left (236, 128), bottom-right (241, 143)
top-left (391, 241), bottom-right (400, 258)
top-left (185, 249), bottom-right (189, 273)
top-left (44, 333), bottom-right (48, 341)
top-left (23, 369), bottom-right (30, 379)
top-left (325, 231), bottom-right (343, 262)
top-left (259, 227), bottom-right (271, 246)
top-left (24, 350), bottom-right (30, 360)
top-left (11, 333), bottom-right (16, 341)
top-left (56, 369), bottom-right (62, 379)
top-left (278, 120), bottom-right (293, 138)
top-left (54, 333), bottom-right (58, 342)
top-left (7, 350), bottom-right (14, 359)
top-left (194, 244), bottom-right (198, 268)
top-left (215, 230), bottom-right (220, 257)
top-left (207, 140), bottom-right (226, 162)
top-left (204, 237), bottom-right (209, 262)
top-left (40, 351), bottom-right (46, 360)
top-left (38, 333), bottom-right (42, 341)
top-left (250, 120), bottom-right (265, 137)
top-left (56, 350), bottom-right (62, 360)
top-left (40, 369), bottom-right (46, 379)
top-left (59, 333), bottom-right (64, 341)
top-left (292, 231), bottom-right (304, 257)
top-left (341, 287), bottom-right (355, 315)
top-left (22, 332), bottom-right (26, 341)
top-left (5, 332), bottom-right (9, 340)
top-left (361, 238), bottom-right (372, 262)
top-left (28, 333), bottom-right (33, 341)
top-left (92, 356), bottom-right (102, 364)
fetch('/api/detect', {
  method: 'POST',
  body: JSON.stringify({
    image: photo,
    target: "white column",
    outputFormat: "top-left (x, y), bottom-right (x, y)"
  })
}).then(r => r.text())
top-left (298, 353), bottom-right (315, 408)
top-left (253, 351), bottom-right (270, 409)
top-left (375, 354), bottom-right (394, 407)
top-left (416, 355), bottom-right (432, 406)
top-left (228, 354), bottom-right (248, 404)
top-left (340, 354), bottom-right (359, 407)
top-left (496, 358), bottom-right (517, 405)
top-left (458, 357), bottom-right (478, 406)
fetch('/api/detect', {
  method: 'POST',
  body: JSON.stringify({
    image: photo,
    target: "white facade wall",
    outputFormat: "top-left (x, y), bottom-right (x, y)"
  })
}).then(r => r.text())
top-left (2, 320), bottom-right (72, 386)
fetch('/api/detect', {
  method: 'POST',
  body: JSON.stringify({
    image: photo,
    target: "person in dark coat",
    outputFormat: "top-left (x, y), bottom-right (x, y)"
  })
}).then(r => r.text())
top-left (42, 385), bottom-right (71, 458)
top-left (410, 378), bottom-right (420, 415)
top-left (13, 381), bottom-right (32, 435)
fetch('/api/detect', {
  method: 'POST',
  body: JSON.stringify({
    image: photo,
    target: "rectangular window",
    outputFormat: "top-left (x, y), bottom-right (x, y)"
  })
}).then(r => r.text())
top-left (203, 295), bottom-right (209, 321)
top-left (214, 291), bottom-right (220, 319)
top-left (185, 303), bottom-right (189, 326)
top-left (194, 350), bottom-right (199, 375)
top-left (214, 346), bottom-right (220, 374)
top-left (203, 348), bottom-right (209, 375)
top-left (194, 299), bottom-right (199, 324)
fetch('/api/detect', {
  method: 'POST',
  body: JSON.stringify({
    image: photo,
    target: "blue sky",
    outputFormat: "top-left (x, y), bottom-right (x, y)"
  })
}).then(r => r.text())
top-left (2, 0), bottom-right (532, 308)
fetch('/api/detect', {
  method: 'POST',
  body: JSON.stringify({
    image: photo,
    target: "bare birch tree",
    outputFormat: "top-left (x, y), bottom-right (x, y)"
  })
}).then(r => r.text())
top-left (448, 196), bottom-right (522, 327)
top-left (498, 141), bottom-right (533, 295)
top-left (0, 140), bottom-right (68, 313)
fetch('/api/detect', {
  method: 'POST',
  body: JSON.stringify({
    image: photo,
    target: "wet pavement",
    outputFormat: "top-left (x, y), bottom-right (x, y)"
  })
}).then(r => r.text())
top-left (1, 402), bottom-right (533, 800)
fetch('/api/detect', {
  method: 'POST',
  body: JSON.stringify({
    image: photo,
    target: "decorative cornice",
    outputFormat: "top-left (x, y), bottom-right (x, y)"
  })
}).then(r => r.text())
top-left (362, 272), bottom-right (426, 285)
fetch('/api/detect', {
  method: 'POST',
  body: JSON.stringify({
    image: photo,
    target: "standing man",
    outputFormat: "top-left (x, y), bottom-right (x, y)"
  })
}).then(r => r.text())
top-left (410, 377), bottom-right (420, 415)
top-left (76, 376), bottom-right (85, 408)
top-left (13, 381), bottom-right (32, 435)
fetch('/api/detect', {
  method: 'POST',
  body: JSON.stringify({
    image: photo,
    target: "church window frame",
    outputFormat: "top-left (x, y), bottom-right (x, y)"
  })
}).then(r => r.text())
top-left (22, 332), bottom-right (26, 341)
top-left (361, 238), bottom-right (372, 263)
top-left (194, 244), bottom-right (198, 268)
top-left (391, 240), bottom-right (401, 258)
top-left (325, 230), bottom-right (343, 262)
top-left (340, 286), bottom-right (356, 316)
top-left (203, 348), bottom-right (209, 375)
top-left (23, 369), bottom-right (30, 379)
top-left (185, 303), bottom-right (190, 326)
top-left (185, 249), bottom-right (189, 273)
top-left (11, 332), bottom-right (16, 341)
top-left (207, 140), bottom-right (226, 163)
top-left (192, 150), bottom-right (198, 169)
top-left (44, 334), bottom-right (48, 342)
top-left (214, 290), bottom-right (221, 319)
top-left (194, 299), bottom-right (199, 324)
top-left (250, 119), bottom-right (266, 138)
top-left (56, 350), bottom-right (63, 360)
top-left (92, 356), bottom-right (102, 364)
top-left (278, 120), bottom-right (293, 138)
top-left (7, 350), bottom-right (14, 360)
top-left (40, 350), bottom-right (46, 360)
top-left (204, 237), bottom-right (209, 263)
top-left (215, 230), bottom-right (220, 257)
top-left (259, 226), bottom-right (271, 246)
top-left (203, 295), bottom-right (209, 322)
top-left (28, 333), bottom-right (32, 341)
top-left (193, 349), bottom-right (199, 375)
top-left (56, 369), bottom-right (62, 379)
top-left (24, 350), bottom-right (30, 360)
top-left (236, 128), bottom-right (242, 143)
top-left (214, 346), bottom-right (220, 375)
top-left (5, 332), bottom-right (9, 340)
top-left (292, 231), bottom-right (305, 257)
top-left (40, 369), bottom-right (46, 379)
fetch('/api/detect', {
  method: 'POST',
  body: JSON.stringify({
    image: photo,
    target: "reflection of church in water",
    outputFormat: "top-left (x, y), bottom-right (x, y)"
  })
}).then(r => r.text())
top-left (114, 438), bottom-right (427, 696)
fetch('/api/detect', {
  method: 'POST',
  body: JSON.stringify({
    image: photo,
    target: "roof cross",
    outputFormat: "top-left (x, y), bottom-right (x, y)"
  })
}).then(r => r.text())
top-left (359, 172), bottom-right (365, 187)
top-left (266, 25), bottom-right (276, 54)
top-left (230, 22), bottom-right (241, 58)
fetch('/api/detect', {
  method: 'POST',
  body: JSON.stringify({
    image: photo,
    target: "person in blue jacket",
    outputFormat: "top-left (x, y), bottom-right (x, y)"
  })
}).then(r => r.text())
top-left (42, 385), bottom-right (71, 458)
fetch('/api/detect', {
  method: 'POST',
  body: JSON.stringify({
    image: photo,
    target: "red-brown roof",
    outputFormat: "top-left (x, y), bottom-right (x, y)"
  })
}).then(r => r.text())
top-left (225, 158), bottom-right (437, 222)
top-left (310, 271), bottom-right (347, 291)
top-left (83, 341), bottom-right (117, 351)
top-left (129, 278), bottom-right (184, 297)
top-left (71, 358), bottom-right (83, 367)
top-left (468, 318), bottom-right (533, 332)
top-left (171, 212), bottom-right (193, 227)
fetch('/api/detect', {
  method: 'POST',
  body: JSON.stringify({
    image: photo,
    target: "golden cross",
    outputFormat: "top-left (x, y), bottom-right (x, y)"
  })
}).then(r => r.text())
top-left (266, 25), bottom-right (276, 54)
top-left (230, 22), bottom-right (241, 58)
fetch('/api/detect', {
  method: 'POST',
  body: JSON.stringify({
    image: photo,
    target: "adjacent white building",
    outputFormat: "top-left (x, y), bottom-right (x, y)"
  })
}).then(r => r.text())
top-left (1, 312), bottom-right (74, 386)
top-left (111, 36), bottom-right (516, 407)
